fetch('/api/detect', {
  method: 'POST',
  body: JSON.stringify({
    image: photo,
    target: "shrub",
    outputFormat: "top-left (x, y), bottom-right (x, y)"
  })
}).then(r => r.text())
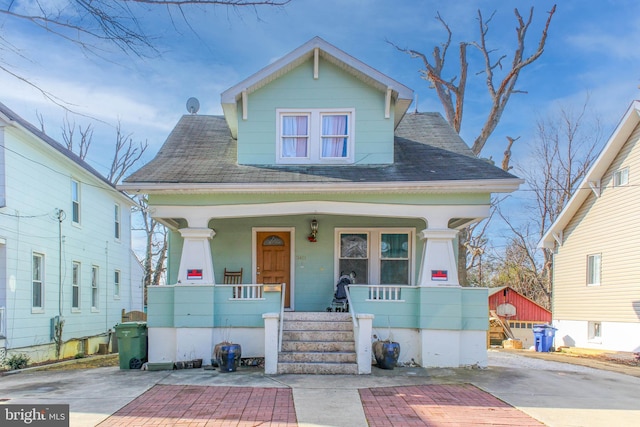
top-left (5, 353), bottom-right (30, 370)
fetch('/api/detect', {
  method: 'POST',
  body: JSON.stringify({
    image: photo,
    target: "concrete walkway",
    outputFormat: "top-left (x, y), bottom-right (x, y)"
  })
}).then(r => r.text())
top-left (1, 351), bottom-right (639, 426)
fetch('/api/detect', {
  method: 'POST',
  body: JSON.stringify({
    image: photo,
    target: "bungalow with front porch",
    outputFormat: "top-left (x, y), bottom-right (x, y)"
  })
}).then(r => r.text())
top-left (120, 37), bottom-right (522, 374)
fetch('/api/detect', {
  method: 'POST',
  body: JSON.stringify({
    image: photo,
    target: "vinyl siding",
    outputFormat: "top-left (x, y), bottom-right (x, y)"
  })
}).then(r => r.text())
top-left (237, 58), bottom-right (393, 165)
top-left (553, 122), bottom-right (640, 323)
top-left (0, 124), bottom-right (136, 350)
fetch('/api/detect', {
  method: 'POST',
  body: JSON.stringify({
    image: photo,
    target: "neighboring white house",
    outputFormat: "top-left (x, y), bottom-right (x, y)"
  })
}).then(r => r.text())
top-left (540, 100), bottom-right (640, 353)
top-left (0, 101), bottom-right (142, 364)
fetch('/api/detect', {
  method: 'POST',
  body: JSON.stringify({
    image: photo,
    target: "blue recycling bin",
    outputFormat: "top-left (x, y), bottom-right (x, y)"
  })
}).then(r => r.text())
top-left (533, 324), bottom-right (557, 352)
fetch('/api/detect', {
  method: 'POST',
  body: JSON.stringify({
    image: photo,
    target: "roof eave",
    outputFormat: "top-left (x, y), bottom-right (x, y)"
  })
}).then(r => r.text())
top-left (118, 178), bottom-right (523, 195)
top-left (539, 100), bottom-right (640, 248)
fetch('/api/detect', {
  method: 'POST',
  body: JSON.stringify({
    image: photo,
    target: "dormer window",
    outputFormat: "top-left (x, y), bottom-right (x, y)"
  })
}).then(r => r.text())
top-left (277, 108), bottom-right (354, 164)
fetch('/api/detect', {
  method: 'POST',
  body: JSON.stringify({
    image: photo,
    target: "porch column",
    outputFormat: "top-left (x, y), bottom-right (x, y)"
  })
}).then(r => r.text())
top-left (417, 228), bottom-right (460, 287)
top-left (177, 227), bottom-right (216, 284)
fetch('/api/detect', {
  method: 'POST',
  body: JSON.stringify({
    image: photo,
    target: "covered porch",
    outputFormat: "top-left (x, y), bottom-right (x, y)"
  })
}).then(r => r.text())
top-left (145, 199), bottom-right (491, 373)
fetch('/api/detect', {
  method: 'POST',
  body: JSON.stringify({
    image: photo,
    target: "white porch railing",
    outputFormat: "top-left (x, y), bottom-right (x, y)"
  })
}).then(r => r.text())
top-left (218, 284), bottom-right (264, 300)
top-left (365, 285), bottom-right (405, 301)
top-left (278, 282), bottom-right (286, 352)
top-left (0, 306), bottom-right (4, 337)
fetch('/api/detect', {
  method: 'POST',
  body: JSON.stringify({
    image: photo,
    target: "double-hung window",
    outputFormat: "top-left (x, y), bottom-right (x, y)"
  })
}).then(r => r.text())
top-left (337, 229), bottom-right (412, 285)
top-left (91, 266), bottom-right (99, 310)
top-left (32, 253), bottom-right (44, 310)
top-left (71, 179), bottom-right (80, 224)
top-left (587, 253), bottom-right (601, 286)
top-left (114, 270), bottom-right (121, 299)
top-left (278, 109), bottom-right (354, 164)
top-left (114, 204), bottom-right (121, 240)
top-left (72, 261), bottom-right (81, 310)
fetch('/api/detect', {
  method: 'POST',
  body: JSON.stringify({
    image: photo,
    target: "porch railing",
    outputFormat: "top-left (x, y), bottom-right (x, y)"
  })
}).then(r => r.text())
top-left (219, 284), bottom-right (264, 300)
top-left (345, 286), bottom-right (358, 329)
top-left (365, 285), bottom-right (405, 302)
top-left (278, 282), bottom-right (286, 352)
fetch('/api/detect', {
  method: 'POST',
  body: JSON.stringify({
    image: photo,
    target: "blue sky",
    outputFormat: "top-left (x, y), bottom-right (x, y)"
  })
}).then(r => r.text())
top-left (2, 0), bottom-right (639, 248)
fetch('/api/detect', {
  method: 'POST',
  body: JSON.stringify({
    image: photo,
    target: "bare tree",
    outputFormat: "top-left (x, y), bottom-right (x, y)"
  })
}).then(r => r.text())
top-left (0, 0), bottom-right (291, 111)
top-left (391, 5), bottom-right (556, 163)
top-left (107, 121), bottom-right (149, 184)
top-left (390, 5), bottom-right (556, 285)
top-left (495, 99), bottom-right (602, 307)
top-left (61, 115), bottom-right (94, 161)
top-left (135, 195), bottom-right (168, 303)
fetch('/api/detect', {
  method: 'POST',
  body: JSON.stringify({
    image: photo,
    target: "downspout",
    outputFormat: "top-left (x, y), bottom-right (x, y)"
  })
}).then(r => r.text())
top-left (57, 209), bottom-right (65, 317)
top-left (105, 241), bottom-right (109, 332)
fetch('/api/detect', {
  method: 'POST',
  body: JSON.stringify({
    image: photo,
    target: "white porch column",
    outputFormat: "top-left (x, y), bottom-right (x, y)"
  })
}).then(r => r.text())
top-left (417, 228), bottom-right (460, 287)
top-left (177, 227), bottom-right (216, 284)
top-left (263, 313), bottom-right (279, 374)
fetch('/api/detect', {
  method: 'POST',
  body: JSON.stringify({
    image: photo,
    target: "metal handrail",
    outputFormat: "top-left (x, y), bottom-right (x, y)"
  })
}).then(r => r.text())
top-left (278, 282), bottom-right (286, 352)
top-left (345, 285), bottom-right (358, 329)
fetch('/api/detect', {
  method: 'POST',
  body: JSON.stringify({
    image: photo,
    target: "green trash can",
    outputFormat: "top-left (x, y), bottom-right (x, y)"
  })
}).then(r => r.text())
top-left (115, 322), bottom-right (148, 369)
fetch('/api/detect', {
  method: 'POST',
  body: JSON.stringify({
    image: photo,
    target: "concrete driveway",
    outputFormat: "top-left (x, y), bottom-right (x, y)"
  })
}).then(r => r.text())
top-left (0, 350), bottom-right (638, 426)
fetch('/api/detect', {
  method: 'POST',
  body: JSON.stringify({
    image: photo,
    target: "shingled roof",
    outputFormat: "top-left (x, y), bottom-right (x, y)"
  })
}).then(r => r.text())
top-left (122, 112), bottom-right (518, 188)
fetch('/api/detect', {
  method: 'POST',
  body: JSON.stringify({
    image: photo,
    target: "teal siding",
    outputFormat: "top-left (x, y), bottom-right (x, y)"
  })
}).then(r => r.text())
top-left (146, 285), bottom-right (280, 328)
top-left (237, 58), bottom-right (394, 165)
top-left (147, 286), bottom-right (176, 327)
top-left (150, 192), bottom-right (491, 207)
top-left (209, 215), bottom-right (425, 312)
top-left (461, 287), bottom-right (489, 330)
top-left (0, 125), bottom-right (135, 351)
top-left (174, 286), bottom-right (215, 327)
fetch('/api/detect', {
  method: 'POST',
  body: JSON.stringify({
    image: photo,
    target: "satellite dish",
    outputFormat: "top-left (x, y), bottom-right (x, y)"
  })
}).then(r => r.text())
top-left (186, 97), bottom-right (200, 114)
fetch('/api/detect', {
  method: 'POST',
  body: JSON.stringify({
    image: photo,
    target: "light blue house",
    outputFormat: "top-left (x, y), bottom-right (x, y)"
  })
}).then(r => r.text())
top-left (0, 102), bottom-right (142, 364)
top-left (121, 37), bottom-right (522, 373)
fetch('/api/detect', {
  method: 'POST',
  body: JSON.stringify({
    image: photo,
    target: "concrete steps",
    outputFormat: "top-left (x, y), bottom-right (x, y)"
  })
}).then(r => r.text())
top-left (278, 312), bottom-right (358, 374)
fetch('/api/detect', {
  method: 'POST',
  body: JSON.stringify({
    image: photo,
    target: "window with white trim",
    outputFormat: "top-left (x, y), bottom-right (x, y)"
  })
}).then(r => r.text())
top-left (587, 253), bottom-right (601, 286)
top-left (32, 253), bottom-right (44, 309)
top-left (72, 261), bottom-right (81, 310)
top-left (114, 204), bottom-right (121, 240)
top-left (91, 265), bottom-right (99, 310)
top-left (337, 229), bottom-right (412, 285)
top-left (114, 269), bottom-right (121, 299)
top-left (277, 109), bottom-right (354, 164)
top-left (588, 321), bottom-right (602, 342)
top-left (613, 167), bottom-right (629, 186)
top-left (71, 179), bottom-right (80, 224)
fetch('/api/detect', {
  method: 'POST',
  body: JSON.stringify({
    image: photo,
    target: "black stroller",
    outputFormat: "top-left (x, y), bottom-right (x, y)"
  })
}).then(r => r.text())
top-left (327, 273), bottom-right (354, 312)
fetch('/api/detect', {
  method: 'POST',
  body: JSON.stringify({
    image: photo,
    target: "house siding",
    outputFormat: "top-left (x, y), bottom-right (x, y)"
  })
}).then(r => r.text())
top-left (237, 58), bottom-right (394, 165)
top-left (167, 215), bottom-right (426, 312)
top-left (0, 122), bottom-right (137, 360)
top-left (553, 122), bottom-right (640, 324)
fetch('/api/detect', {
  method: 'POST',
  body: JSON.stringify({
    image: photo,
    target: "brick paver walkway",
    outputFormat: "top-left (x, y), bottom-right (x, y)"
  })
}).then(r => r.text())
top-left (360, 384), bottom-right (543, 426)
top-left (98, 385), bottom-right (297, 427)
top-left (99, 383), bottom-right (542, 426)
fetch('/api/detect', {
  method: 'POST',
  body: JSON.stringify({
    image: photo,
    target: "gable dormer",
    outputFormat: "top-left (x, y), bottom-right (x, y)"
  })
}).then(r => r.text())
top-left (220, 37), bottom-right (413, 165)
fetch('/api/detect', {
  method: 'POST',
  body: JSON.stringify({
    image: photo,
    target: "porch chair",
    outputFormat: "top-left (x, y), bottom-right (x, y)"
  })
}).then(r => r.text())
top-left (224, 268), bottom-right (243, 298)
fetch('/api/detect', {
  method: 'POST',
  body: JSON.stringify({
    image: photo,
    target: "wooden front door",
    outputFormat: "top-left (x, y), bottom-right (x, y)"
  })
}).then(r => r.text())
top-left (256, 231), bottom-right (291, 308)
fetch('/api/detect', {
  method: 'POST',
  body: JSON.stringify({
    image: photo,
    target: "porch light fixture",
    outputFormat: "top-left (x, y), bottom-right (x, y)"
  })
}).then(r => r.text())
top-left (308, 218), bottom-right (319, 242)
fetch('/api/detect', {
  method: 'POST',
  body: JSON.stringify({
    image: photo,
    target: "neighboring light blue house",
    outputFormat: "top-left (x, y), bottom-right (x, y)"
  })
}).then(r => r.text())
top-left (121, 37), bottom-right (522, 373)
top-left (0, 102), bottom-right (141, 364)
